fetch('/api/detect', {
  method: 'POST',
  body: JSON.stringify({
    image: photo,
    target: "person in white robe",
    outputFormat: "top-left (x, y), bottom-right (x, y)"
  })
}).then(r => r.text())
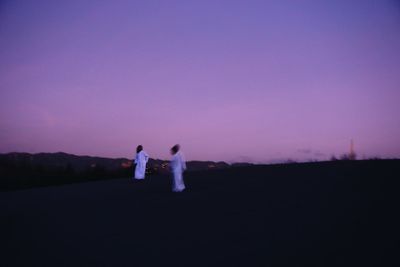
top-left (170, 144), bottom-right (186, 192)
top-left (134, 145), bottom-right (149, 180)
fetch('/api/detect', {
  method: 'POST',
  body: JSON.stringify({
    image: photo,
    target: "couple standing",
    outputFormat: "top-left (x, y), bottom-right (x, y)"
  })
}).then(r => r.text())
top-left (134, 144), bottom-right (186, 192)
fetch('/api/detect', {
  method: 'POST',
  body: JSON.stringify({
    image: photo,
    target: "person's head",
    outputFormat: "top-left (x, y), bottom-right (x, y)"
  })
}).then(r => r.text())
top-left (170, 144), bottom-right (180, 155)
top-left (136, 145), bottom-right (143, 154)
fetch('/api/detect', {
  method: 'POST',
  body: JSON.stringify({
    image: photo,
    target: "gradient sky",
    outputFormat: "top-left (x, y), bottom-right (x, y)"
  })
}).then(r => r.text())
top-left (1, 0), bottom-right (400, 163)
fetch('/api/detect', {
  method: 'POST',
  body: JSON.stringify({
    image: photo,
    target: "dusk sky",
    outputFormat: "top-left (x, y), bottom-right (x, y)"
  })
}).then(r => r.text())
top-left (1, 0), bottom-right (400, 163)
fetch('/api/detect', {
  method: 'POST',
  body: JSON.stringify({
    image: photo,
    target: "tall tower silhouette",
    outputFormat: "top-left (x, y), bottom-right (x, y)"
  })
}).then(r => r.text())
top-left (349, 139), bottom-right (356, 160)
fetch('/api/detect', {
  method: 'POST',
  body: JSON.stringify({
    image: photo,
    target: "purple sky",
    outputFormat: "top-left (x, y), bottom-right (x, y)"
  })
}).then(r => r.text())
top-left (1, 0), bottom-right (400, 163)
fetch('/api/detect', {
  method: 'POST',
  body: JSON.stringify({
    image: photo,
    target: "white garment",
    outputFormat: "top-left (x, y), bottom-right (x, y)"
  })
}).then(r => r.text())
top-left (170, 151), bottom-right (186, 192)
top-left (134, 151), bottom-right (149, 179)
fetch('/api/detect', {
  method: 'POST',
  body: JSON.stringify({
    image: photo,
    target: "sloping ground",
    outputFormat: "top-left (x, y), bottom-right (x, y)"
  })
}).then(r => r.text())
top-left (1, 160), bottom-right (399, 266)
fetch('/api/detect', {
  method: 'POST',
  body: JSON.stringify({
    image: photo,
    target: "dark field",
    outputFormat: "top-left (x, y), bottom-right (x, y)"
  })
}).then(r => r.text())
top-left (1, 160), bottom-right (399, 266)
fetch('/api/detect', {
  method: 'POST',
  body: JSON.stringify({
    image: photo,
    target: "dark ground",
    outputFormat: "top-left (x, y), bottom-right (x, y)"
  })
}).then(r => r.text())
top-left (1, 160), bottom-right (399, 266)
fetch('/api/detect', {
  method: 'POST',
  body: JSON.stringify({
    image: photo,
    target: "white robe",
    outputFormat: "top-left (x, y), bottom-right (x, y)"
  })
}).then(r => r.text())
top-left (170, 151), bottom-right (186, 192)
top-left (134, 151), bottom-right (149, 179)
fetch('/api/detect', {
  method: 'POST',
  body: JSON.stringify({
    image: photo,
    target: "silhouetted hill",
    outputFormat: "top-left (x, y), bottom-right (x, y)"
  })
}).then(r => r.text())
top-left (1, 152), bottom-right (396, 192)
top-left (0, 152), bottom-right (230, 191)
top-left (0, 152), bottom-right (130, 172)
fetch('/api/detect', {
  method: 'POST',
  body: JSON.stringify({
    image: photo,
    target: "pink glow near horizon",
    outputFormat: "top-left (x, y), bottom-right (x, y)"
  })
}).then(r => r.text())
top-left (1, 0), bottom-right (400, 163)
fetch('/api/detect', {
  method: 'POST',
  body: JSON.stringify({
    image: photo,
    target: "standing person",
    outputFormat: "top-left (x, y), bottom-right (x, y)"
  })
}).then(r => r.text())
top-left (170, 144), bottom-right (186, 192)
top-left (134, 145), bottom-right (149, 180)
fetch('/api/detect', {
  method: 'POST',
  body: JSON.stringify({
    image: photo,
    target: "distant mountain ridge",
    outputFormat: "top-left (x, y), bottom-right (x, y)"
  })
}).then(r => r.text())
top-left (1, 152), bottom-right (396, 192)
top-left (0, 152), bottom-right (231, 191)
top-left (0, 152), bottom-right (230, 174)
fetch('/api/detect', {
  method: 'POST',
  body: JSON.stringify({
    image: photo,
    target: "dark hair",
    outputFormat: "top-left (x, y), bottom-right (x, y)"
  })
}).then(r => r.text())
top-left (136, 145), bottom-right (143, 154)
top-left (171, 144), bottom-right (180, 154)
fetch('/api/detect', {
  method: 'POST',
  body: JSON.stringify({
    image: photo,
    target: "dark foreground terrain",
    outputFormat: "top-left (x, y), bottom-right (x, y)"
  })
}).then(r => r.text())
top-left (1, 160), bottom-right (399, 266)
